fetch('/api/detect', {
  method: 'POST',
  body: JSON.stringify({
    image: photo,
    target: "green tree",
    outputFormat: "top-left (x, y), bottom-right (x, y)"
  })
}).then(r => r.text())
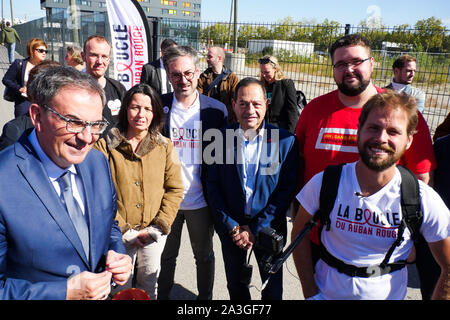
top-left (414, 17), bottom-right (446, 52)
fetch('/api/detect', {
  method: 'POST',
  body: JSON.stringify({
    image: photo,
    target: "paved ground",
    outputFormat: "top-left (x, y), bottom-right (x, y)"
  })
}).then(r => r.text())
top-left (0, 45), bottom-right (422, 300)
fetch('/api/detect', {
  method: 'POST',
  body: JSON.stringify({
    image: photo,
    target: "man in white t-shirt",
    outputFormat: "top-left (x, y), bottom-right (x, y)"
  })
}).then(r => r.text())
top-left (292, 91), bottom-right (449, 300)
top-left (157, 46), bottom-right (228, 300)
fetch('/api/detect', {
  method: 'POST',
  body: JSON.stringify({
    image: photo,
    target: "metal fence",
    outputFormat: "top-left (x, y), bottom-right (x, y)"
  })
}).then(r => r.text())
top-left (14, 11), bottom-right (109, 67)
top-left (186, 20), bottom-right (450, 135)
top-left (14, 16), bottom-right (450, 134)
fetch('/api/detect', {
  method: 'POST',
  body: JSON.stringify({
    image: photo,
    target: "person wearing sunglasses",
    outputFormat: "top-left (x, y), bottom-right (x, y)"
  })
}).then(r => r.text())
top-left (259, 55), bottom-right (299, 134)
top-left (0, 60), bottom-right (62, 152)
top-left (2, 38), bottom-right (48, 118)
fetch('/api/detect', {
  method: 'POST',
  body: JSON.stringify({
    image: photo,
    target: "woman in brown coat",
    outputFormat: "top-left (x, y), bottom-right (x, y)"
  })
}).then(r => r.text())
top-left (95, 83), bottom-right (183, 299)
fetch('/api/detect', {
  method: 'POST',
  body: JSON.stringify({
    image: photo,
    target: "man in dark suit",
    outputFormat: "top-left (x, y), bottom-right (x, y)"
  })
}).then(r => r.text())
top-left (140, 38), bottom-right (177, 95)
top-left (206, 77), bottom-right (299, 300)
top-left (0, 66), bottom-right (132, 300)
top-left (157, 45), bottom-right (228, 300)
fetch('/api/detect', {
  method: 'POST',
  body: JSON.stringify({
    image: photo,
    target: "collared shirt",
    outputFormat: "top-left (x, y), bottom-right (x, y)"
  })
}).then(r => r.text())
top-left (28, 129), bottom-right (86, 215)
top-left (389, 79), bottom-right (425, 113)
top-left (390, 79), bottom-right (409, 92)
top-left (237, 122), bottom-right (265, 217)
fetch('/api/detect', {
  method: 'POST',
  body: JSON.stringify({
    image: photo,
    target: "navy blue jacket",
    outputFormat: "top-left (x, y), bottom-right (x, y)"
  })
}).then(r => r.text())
top-left (0, 130), bottom-right (125, 299)
top-left (433, 134), bottom-right (450, 208)
top-left (2, 58), bottom-right (26, 96)
top-left (2, 58), bottom-right (31, 117)
top-left (205, 122), bottom-right (299, 239)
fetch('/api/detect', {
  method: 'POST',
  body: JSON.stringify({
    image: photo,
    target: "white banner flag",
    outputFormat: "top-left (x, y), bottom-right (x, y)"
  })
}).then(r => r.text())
top-left (105, 0), bottom-right (151, 90)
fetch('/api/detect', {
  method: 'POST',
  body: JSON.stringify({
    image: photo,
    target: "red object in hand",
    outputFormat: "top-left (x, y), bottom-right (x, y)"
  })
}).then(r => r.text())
top-left (112, 288), bottom-right (150, 300)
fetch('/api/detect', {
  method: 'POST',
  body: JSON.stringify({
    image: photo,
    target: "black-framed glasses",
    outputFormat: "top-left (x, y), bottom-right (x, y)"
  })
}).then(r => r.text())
top-left (333, 57), bottom-right (371, 70)
top-left (169, 70), bottom-right (196, 81)
top-left (35, 48), bottom-right (48, 54)
top-left (87, 52), bottom-right (110, 62)
top-left (41, 105), bottom-right (109, 135)
top-left (259, 57), bottom-right (274, 65)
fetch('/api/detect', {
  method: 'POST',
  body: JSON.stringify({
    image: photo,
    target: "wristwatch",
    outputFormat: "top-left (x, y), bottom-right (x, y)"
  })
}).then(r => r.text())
top-left (229, 225), bottom-right (240, 236)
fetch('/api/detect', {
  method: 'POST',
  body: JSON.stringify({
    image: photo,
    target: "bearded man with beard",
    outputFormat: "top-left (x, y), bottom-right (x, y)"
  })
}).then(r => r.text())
top-left (292, 91), bottom-right (449, 300)
top-left (295, 34), bottom-right (435, 190)
top-left (294, 34), bottom-right (439, 300)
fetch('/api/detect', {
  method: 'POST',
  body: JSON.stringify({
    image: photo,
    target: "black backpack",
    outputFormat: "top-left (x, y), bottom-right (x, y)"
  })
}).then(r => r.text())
top-left (315, 163), bottom-right (423, 277)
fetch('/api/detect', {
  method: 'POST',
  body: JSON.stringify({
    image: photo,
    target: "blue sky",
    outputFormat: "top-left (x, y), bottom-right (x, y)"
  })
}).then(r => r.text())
top-left (6, 0), bottom-right (450, 28)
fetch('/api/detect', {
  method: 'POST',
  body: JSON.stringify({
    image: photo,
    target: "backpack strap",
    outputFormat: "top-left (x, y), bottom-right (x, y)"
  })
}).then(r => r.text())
top-left (206, 68), bottom-right (230, 94)
top-left (317, 164), bottom-right (344, 231)
top-left (380, 165), bottom-right (423, 267)
top-left (397, 165), bottom-right (423, 243)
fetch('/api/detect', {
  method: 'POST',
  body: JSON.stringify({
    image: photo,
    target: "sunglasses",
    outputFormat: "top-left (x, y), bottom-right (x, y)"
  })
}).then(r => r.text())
top-left (259, 57), bottom-right (274, 65)
top-left (35, 48), bottom-right (48, 54)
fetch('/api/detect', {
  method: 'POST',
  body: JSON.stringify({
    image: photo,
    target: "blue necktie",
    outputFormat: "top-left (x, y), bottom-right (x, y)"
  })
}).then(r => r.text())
top-left (58, 171), bottom-right (89, 260)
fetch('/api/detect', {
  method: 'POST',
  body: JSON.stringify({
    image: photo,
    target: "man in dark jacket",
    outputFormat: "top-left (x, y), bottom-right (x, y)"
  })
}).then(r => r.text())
top-left (197, 46), bottom-right (239, 123)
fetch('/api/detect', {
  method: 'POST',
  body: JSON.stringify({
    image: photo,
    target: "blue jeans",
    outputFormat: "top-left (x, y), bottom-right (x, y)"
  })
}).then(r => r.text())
top-left (6, 42), bottom-right (15, 64)
top-left (157, 206), bottom-right (215, 300)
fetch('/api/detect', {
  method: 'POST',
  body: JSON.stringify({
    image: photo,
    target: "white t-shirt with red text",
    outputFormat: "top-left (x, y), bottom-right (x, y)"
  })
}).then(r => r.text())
top-left (297, 161), bottom-right (449, 300)
top-left (170, 93), bottom-right (207, 210)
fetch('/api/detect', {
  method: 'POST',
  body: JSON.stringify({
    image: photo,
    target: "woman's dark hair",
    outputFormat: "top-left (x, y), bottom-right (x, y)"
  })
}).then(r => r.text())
top-left (116, 83), bottom-right (165, 135)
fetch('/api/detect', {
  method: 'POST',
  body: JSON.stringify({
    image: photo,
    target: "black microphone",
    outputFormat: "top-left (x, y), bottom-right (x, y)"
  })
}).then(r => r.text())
top-left (355, 192), bottom-right (364, 197)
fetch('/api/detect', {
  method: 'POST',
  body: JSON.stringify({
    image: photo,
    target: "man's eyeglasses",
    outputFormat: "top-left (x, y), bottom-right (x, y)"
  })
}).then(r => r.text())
top-left (169, 70), bottom-right (196, 82)
top-left (259, 57), bottom-right (275, 65)
top-left (87, 53), bottom-right (110, 62)
top-left (333, 57), bottom-right (371, 70)
top-left (41, 105), bottom-right (109, 135)
top-left (35, 48), bottom-right (48, 54)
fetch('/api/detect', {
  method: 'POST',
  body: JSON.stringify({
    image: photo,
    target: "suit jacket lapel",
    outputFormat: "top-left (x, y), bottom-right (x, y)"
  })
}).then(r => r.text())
top-left (227, 124), bottom-right (245, 195)
top-left (252, 127), bottom-right (278, 215)
top-left (16, 138), bottom-right (90, 268)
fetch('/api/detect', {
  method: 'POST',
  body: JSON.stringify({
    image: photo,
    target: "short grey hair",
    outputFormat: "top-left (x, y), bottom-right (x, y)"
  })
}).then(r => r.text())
top-left (28, 66), bottom-right (106, 107)
top-left (162, 45), bottom-right (199, 72)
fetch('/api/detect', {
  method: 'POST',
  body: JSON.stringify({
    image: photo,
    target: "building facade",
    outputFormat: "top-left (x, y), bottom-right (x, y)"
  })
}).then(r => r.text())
top-left (40, 0), bottom-right (202, 21)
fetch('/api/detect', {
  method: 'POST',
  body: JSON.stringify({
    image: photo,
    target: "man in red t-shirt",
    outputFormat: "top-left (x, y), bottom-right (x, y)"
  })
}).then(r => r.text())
top-left (294, 34), bottom-right (437, 300)
top-left (296, 34), bottom-right (435, 189)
